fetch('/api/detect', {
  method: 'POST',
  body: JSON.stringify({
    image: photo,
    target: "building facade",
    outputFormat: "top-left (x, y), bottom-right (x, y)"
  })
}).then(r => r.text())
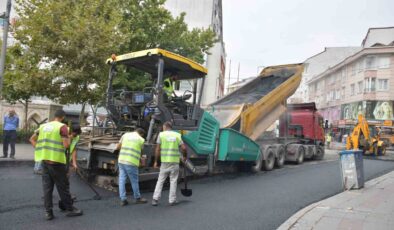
top-left (289, 47), bottom-right (361, 103)
top-left (165, 0), bottom-right (226, 106)
top-left (0, 101), bottom-right (62, 129)
top-left (307, 27), bottom-right (394, 128)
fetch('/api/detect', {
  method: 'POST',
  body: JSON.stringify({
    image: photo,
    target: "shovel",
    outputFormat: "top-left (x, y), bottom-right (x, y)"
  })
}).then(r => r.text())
top-left (181, 165), bottom-right (192, 197)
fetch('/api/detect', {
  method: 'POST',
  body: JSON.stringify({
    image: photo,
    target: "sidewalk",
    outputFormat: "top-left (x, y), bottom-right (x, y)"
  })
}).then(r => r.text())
top-left (278, 171), bottom-right (394, 230)
top-left (0, 143), bottom-right (35, 165)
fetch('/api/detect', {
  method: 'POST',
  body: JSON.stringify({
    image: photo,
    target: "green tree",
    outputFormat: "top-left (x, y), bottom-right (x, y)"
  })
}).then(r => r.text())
top-left (14, 0), bottom-right (124, 124)
top-left (13, 0), bottom-right (216, 123)
top-left (3, 43), bottom-right (48, 130)
top-left (114, 0), bottom-right (216, 89)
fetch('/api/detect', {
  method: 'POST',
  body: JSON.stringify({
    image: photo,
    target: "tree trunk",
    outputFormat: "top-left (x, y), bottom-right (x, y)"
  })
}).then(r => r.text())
top-left (79, 102), bottom-right (86, 126)
top-left (20, 99), bottom-right (29, 131)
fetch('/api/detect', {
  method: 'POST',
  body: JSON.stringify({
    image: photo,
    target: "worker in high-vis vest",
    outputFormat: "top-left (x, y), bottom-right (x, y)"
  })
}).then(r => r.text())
top-left (163, 75), bottom-right (179, 101)
top-left (152, 121), bottom-right (187, 206)
top-left (115, 128), bottom-right (148, 206)
top-left (29, 110), bottom-right (83, 220)
top-left (58, 124), bottom-right (81, 211)
top-left (69, 124), bottom-right (81, 170)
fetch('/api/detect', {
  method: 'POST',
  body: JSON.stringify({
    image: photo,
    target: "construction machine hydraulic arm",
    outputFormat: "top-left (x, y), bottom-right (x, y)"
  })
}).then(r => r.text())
top-left (346, 114), bottom-right (386, 155)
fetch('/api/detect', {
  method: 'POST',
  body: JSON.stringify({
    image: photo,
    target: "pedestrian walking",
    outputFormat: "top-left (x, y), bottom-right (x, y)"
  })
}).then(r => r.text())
top-left (152, 121), bottom-right (186, 206)
top-left (2, 109), bottom-right (19, 159)
top-left (116, 128), bottom-right (148, 206)
top-left (29, 109), bottom-right (83, 220)
top-left (326, 133), bottom-right (332, 149)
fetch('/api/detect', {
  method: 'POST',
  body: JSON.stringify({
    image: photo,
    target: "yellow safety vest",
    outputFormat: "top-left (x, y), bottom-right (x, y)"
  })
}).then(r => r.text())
top-left (118, 132), bottom-right (145, 167)
top-left (160, 130), bottom-right (182, 163)
top-left (163, 79), bottom-right (174, 97)
top-left (35, 121), bottom-right (66, 164)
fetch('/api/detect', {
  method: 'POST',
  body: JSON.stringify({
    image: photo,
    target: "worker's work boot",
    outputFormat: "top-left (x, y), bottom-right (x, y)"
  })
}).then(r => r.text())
top-left (45, 210), bottom-right (54, 220)
top-left (169, 201), bottom-right (178, 206)
top-left (151, 199), bottom-right (158, 206)
top-left (58, 200), bottom-right (66, 212)
top-left (120, 200), bottom-right (128, 206)
top-left (135, 197), bottom-right (147, 204)
top-left (66, 207), bottom-right (83, 217)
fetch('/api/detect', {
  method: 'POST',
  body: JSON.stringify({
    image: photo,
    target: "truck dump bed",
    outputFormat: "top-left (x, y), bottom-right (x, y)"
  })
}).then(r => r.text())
top-left (208, 64), bottom-right (303, 140)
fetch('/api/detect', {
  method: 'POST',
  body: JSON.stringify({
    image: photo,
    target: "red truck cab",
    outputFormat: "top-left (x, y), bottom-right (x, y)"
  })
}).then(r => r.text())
top-left (279, 103), bottom-right (325, 145)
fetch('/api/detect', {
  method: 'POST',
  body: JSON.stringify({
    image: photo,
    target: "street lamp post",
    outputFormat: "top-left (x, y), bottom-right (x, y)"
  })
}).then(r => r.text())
top-left (0, 0), bottom-right (12, 98)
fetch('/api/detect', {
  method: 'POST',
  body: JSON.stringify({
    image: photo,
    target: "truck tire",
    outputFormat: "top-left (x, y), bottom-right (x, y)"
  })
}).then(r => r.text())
top-left (313, 146), bottom-right (325, 160)
top-left (296, 146), bottom-right (305, 165)
top-left (263, 148), bottom-right (275, 171)
top-left (275, 145), bottom-right (285, 168)
top-left (251, 152), bottom-right (263, 173)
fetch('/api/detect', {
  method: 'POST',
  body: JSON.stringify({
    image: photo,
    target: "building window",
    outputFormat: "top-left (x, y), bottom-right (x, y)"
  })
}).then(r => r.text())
top-left (357, 60), bottom-right (364, 72)
top-left (379, 57), bottom-right (390, 69)
top-left (341, 68), bottom-right (346, 81)
top-left (351, 64), bottom-right (356, 75)
top-left (357, 81), bottom-right (363, 94)
top-left (365, 56), bottom-right (377, 70)
top-left (378, 79), bottom-right (389, 91)
top-left (341, 86), bottom-right (345, 97)
top-left (350, 84), bottom-right (355, 96)
top-left (336, 90), bottom-right (340, 100)
top-left (364, 77), bottom-right (376, 92)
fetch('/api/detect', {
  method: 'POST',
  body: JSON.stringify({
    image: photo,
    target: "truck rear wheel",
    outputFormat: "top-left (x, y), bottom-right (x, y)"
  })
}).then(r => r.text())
top-left (263, 148), bottom-right (275, 171)
top-left (296, 146), bottom-right (305, 165)
top-left (313, 146), bottom-right (325, 160)
top-left (275, 145), bottom-right (285, 168)
top-left (251, 152), bottom-right (263, 173)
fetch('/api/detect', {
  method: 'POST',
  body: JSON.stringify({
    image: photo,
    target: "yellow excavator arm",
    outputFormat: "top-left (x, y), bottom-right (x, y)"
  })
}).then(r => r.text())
top-left (346, 114), bottom-right (386, 155)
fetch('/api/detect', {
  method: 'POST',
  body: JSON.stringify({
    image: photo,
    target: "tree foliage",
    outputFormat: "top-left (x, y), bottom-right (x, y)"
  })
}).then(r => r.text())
top-left (11, 0), bottom-right (216, 109)
top-left (3, 43), bottom-right (47, 129)
top-left (14, 0), bottom-right (123, 105)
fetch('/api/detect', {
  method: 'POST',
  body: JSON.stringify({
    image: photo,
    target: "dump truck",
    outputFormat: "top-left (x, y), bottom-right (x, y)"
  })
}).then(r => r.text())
top-left (76, 49), bottom-right (325, 189)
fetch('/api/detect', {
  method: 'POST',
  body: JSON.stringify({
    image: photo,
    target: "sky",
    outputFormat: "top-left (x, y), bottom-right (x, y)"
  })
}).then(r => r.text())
top-left (222, 0), bottom-right (394, 84)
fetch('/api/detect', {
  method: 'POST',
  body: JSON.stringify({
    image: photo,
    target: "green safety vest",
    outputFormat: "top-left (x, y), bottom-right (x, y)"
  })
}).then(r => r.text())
top-left (118, 132), bottom-right (145, 167)
top-left (35, 121), bottom-right (66, 164)
top-left (70, 135), bottom-right (80, 154)
top-left (160, 130), bottom-right (182, 163)
top-left (163, 79), bottom-right (174, 97)
top-left (69, 135), bottom-right (80, 162)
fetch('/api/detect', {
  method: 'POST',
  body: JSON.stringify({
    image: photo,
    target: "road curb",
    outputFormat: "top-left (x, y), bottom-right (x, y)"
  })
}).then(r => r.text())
top-left (277, 170), bottom-right (394, 230)
top-left (0, 160), bottom-right (34, 167)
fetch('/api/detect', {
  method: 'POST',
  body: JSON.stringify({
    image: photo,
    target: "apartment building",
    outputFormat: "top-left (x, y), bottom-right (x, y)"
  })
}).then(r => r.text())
top-left (307, 27), bottom-right (394, 127)
top-left (289, 47), bottom-right (361, 103)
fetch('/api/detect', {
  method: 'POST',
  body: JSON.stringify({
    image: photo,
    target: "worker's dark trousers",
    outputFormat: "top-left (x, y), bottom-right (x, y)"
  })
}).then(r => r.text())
top-left (3, 130), bottom-right (16, 157)
top-left (42, 162), bottom-right (73, 212)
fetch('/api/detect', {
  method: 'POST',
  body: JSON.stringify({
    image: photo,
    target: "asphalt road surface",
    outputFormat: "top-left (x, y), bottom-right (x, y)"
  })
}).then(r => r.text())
top-left (1, 159), bottom-right (394, 230)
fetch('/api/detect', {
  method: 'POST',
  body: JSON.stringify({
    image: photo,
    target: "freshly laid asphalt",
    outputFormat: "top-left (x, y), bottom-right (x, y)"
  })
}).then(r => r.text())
top-left (1, 159), bottom-right (394, 230)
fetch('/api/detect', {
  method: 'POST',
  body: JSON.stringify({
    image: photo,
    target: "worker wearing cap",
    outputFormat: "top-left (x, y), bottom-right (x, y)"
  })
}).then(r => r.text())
top-left (152, 121), bottom-right (186, 206)
top-left (116, 128), bottom-right (148, 206)
top-left (30, 109), bottom-right (83, 220)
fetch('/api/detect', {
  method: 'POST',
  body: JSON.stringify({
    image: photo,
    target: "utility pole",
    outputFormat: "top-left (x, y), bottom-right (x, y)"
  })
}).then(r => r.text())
top-left (0, 0), bottom-right (12, 98)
